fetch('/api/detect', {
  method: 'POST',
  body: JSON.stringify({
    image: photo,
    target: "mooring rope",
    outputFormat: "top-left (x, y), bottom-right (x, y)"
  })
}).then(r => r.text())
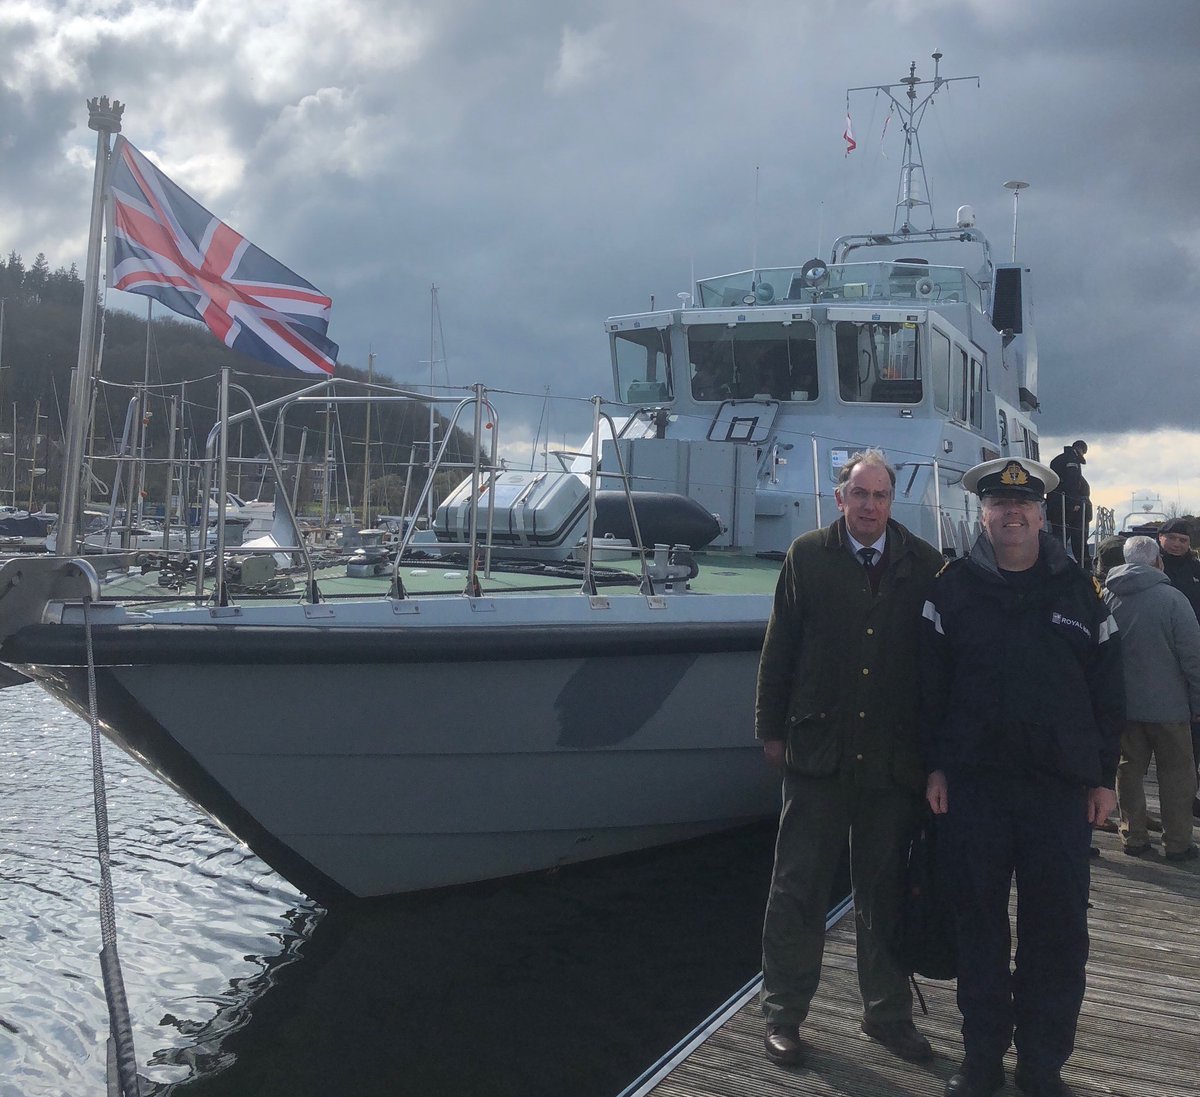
top-left (82, 597), bottom-right (143, 1097)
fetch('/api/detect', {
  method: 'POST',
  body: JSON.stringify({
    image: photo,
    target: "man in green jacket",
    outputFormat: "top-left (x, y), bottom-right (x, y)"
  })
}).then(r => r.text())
top-left (756, 448), bottom-right (944, 1067)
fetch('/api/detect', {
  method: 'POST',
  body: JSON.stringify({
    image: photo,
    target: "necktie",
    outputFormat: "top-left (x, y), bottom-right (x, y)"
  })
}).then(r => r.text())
top-left (858, 547), bottom-right (875, 568)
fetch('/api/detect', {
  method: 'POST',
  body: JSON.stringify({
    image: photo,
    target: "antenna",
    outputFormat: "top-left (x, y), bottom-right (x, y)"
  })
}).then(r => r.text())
top-left (847, 52), bottom-right (979, 234)
top-left (1003, 180), bottom-right (1030, 262)
top-left (751, 165), bottom-right (760, 283)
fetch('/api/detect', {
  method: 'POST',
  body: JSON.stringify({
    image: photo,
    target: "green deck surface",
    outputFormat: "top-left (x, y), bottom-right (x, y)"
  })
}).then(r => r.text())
top-left (98, 548), bottom-right (784, 606)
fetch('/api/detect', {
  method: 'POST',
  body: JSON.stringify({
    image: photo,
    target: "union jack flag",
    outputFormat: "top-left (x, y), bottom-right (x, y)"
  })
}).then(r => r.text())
top-left (105, 136), bottom-right (339, 375)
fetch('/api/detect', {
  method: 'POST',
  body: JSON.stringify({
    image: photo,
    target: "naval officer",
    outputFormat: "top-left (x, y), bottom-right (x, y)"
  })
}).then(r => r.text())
top-left (920, 457), bottom-right (1124, 1097)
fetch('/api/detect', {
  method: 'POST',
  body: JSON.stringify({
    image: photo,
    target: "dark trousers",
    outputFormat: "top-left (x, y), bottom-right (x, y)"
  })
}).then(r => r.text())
top-left (941, 768), bottom-right (1091, 1078)
top-left (761, 770), bottom-right (918, 1026)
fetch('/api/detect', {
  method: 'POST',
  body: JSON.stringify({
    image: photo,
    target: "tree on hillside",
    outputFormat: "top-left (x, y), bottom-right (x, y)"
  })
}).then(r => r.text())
top-left (26, 253), bottom-right (50, 300)
top-left (1, 253), bottom-right (23, 301)
top-left (1, 244), bottom-right (486, 513)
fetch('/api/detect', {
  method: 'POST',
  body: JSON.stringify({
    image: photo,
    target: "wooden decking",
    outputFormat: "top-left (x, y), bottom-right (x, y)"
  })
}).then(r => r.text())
top-left (628, 787), bottom-right (1200, 1097)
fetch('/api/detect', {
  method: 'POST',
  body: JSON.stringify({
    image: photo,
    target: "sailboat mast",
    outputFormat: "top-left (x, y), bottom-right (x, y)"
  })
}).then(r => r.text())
top-left (59, 96), bottom-right (123, 553)
top-left (27, 399), bottom-right (41, 512)
top-left (362, 349), bottom-right (374, 527)
top-left (137, 297), bottom-right (152, 524)
top-left (321, 396), bottom-right (331, 527)
top-left (427, 284), bottom-right (438, 526)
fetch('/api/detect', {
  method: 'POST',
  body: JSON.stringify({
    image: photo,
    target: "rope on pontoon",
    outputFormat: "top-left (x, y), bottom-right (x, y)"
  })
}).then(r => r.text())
top-left (82, 597), bottom-right (143, 1097)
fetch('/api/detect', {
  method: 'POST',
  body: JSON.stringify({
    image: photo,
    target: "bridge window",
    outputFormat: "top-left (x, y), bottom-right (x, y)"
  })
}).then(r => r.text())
top-left (687, 321), bottom-right (818, 402)
top-left (969, 356), bottom-right (984, 429)
top-left (613, 327), bottom-right (672, 405)
top-left (836, 321), bottom-right (922, 403)
top-left (954, 349), bottom-right (968, 421)
top-left (932, 329), bottom-right (950, 412)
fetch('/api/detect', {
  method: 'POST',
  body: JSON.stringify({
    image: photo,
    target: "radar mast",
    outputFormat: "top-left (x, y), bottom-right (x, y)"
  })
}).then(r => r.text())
top-left (847, 52), bottom-right (979, 235)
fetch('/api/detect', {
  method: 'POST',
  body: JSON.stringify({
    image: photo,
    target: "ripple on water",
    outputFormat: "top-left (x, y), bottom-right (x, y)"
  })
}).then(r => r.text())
top-left (0, 684), bottom-right (316, 1096)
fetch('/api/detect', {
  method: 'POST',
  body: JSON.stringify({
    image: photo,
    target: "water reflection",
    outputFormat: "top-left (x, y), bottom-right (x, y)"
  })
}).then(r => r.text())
top-left (0, 686), bottom-right (312, 1096)
top-left (159, 823), bottom-right (777, 1096)
top-left (1, 686), bottom-right (779, 1097)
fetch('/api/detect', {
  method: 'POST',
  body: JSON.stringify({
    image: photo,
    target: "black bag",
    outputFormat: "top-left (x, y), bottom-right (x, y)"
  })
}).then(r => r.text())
top-left (888, 807), bottom-right (957, 981)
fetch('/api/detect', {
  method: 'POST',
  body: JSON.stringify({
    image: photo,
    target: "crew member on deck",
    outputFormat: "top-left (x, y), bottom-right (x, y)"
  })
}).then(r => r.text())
top-left (1046, 441), bottom-right (1092, 565)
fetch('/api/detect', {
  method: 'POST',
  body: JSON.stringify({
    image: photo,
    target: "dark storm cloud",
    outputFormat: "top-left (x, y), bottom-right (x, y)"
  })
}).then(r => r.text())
top-left (1, 0), bottom-right (1197, 442)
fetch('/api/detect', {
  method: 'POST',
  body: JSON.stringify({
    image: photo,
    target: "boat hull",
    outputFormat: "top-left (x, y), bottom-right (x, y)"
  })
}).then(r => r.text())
top-left (11, 612), bottom-right (778, 902)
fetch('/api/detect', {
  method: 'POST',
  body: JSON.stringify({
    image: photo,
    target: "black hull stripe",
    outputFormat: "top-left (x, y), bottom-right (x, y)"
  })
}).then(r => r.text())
top-left (2, 619), bottom-right (768, 668)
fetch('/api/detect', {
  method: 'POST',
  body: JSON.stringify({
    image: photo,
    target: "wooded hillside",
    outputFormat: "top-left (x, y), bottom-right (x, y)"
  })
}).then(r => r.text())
top-left (0, 250), bottom-right (478, 515)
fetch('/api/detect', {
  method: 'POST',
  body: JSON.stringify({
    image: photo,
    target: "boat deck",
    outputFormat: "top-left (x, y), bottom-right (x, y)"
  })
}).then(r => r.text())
top-left (627, 772), bottom-right (1200, 1097)
top-left (95, 547), bottom-right (785, 605)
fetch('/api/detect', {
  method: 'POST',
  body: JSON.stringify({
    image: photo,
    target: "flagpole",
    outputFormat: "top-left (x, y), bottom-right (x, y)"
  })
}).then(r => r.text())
top-left (59, 96), bottom-right (123, 554)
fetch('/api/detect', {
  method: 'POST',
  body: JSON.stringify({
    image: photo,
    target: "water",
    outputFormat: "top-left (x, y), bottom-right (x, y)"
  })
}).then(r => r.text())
top-left (0, 685), bottom-right (777, 1096)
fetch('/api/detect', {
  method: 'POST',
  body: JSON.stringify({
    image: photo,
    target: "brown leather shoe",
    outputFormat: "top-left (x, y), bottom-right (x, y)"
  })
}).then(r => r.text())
top-left (763, 1023), bottom-right (806, 1065)
top-left (860, 1017), bottom-right (934, 1062)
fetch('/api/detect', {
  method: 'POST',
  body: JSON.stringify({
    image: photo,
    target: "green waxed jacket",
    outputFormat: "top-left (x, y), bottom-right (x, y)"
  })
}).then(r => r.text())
top-left (755, 517), bottom-right (944, 790)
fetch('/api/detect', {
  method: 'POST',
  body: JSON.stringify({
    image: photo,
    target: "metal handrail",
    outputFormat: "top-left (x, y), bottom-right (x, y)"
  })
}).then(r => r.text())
top-left (198, 370), bottom-right (320, 605)
top-left (389, 389), bottom-right (501, 597)
top-left (578, 396), bottom-right (656, 597)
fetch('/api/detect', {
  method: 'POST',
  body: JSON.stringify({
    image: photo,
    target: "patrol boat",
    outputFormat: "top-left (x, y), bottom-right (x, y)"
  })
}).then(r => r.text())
top-left (0, 57), bottom-right (1043, 902)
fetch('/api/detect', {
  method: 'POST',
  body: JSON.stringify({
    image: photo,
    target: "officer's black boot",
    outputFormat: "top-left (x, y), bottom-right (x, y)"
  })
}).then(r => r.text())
top-left (944, 1061), bottom-right (1004, 1097)
top-left (1014, 1062), bottom-right (1076, 1096)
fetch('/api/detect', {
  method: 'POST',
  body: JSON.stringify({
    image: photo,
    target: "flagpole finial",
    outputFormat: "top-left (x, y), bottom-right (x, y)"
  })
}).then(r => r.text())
top-left (86, 96), bottom-right (124, 134)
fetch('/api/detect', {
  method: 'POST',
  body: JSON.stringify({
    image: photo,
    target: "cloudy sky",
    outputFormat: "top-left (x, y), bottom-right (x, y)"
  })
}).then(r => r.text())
top-left (1, 0), bottom-right (1198, 514)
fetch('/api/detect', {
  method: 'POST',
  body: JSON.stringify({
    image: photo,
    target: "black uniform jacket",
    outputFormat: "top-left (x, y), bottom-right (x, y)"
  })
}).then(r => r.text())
top-left (919, 531), bottom-right (1124, 789)
top-left (1162, 551), bottom-right (1200, 624)
top-left (755, 516), bottom-right (944, 790)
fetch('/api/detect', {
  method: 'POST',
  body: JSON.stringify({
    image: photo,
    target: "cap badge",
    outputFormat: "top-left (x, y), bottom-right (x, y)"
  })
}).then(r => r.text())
top-left (999, 461), bottom-right (1030, 487)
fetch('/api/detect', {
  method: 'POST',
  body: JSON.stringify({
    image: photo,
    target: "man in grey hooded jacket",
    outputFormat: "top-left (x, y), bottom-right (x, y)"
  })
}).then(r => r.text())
top-left (1104, 535), bottom-right (1200, 860)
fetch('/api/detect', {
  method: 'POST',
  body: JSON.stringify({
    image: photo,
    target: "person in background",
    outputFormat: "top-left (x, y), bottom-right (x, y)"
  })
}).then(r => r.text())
top-left (921, 457), bottom-right (1123, 1097)
top-left (756, 449), bottom-right (943, 1068)
top-left (1158, 518), bottom-right (1200, 620)
top-left (1046, 441), bottom-right (1091, 565)
top-left (1103, 535), bottom-right (1200, 861)
top-left (1157, 517), bottom-right (1200, 817)
top-left (690, 356), bottom-right (731, 401)
top-left (1094, 535), bottom-right (1127, 584)
top-left (1090, 532), bottom-right (1133, 843)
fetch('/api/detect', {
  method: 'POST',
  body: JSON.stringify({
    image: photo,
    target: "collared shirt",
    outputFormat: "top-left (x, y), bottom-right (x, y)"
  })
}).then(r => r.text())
top-left (846, 530), bottom-right (887, 567)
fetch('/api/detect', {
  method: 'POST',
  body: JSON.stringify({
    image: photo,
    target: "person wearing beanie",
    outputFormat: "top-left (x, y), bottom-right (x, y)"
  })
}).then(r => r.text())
top-left (1157, 517), bottom-right (1200, 816)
